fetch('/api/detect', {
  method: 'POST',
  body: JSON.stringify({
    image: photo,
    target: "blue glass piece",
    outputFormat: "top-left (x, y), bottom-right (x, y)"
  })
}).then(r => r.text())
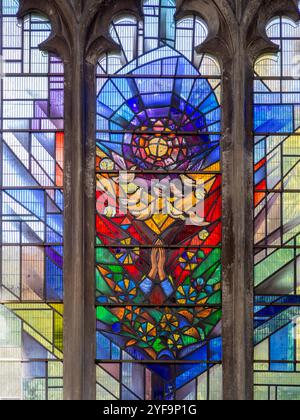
top-left (174, 78), bottom-right (194, 101)
top-left (112, 78), bottom-right (138, 100)
top-left (98, 82), bottom-right (124, 111)
top-left (254, 105), bottom-right (294, 133)
top-left (207, 122), bottom-right (221, 133)
top-left (121, 387), bottom-right (139, 401)
top-left (177, 57), bottom-right (198, 77)
top-left (133, 46), bottom-right (180, 70)
top-left (7, 189), bottom-right (45, 219)
top-left (199, 93), bottom-right (219, 114)
top-left (23, 332), bottom-right (48, 360)
top-left (96, 332), bottom-right (111, 360)
top-left (254, 139), bottom-right (266, 164)
top-left (254, 80), bottom-right (269, 92)
top-left (23, 362), bottom-right (46, 380)
top-left (112, 343), bottom-right (121, 359)
top-left (47, 214), bottom-right (63, 235)
top-left (270, 324), bottom-right (294, 372)
top-left (109, 122), bottom-right (124, 132)
top-left (140, 278), bottom-right (153, 294)
top-left (99, 140), bottom-right (123, 155)
top-left (142, 93), bottom-right (172, 107)
top-left (254, 166), bottom-right (266, 185)
top-left (163, 57), bottom-right (178, 75)
top-left (190, 79), bottom-right (212, 107)
top-left (3, 145), bottom-right (38, 187)
top-left (160, 0), bottom-right (176, 47)
top-left (254, 307), bottom-right (300, 345)
top-left (176, 364), bottom-right (207, 389)
top-left (115, 103), bottom-right (135, 122)
top-left (46, 229), bottom-right (62, 244)
top-left (96, 115), bottom-right (109, 131)
top-left (97, 102), bottom-right (114, 119)
top-left (55, 190), bottom-right (64, 211)
top-left (2, 0), bottom-right (19, 15)
top-left (33, 133), bottom-right (55, 157)
top-left (127, 97), bottom-right (142, 113)
top-left (205, 108), bottom-right (221, 126)
top-left (210, 337), bottom-right (222, 361)
top-left (254, 93), bottom-right (282, 104)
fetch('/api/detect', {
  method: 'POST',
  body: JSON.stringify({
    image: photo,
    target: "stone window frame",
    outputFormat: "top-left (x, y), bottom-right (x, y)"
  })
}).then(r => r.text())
top-left (16, 0), bottom-right (300, 400)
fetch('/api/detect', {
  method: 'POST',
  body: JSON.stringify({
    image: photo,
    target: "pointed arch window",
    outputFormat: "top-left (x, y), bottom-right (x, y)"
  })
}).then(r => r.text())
top-left (95, 0), bottom-right (222, 401)
top-left (1, 0), bottom-right (300, 402)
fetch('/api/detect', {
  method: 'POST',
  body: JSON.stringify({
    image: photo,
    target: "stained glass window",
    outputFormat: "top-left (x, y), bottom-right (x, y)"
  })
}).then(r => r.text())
top-left (95, 0), bottom-right (222, 400)
top-left (0, 0), bottom-right (64, 400)
top-left (254, 12), bottom-right (300, 400)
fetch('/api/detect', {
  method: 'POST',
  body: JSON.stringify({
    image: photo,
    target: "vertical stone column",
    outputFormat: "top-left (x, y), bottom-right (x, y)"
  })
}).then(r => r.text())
top-left (221, 34), bottom-right (254, 400)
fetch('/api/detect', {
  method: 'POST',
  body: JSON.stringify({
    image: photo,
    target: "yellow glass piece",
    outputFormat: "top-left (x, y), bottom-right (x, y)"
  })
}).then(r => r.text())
top-left (54, 312), bottom-right (63, 351)
top-left (147, 323), bottom-right (154, 333)
top-left (13, 308), bottom-right (53, 342)
top-left (145, 214), bottom-right (175, 234)
top-left (49, 304), bottom-right (64, 316)
top-left (160, 216), bottom-right (176, 232)
top-left (148, 138), bottom-right (168, 157)
top-left (206, 162), bottom-right (221, 172)
top-left (54, 348), bottom-right (63, 360)
top-left (199, 230), bottom-right (209, 241)
top-left (121, 238), bottom-right (132, 246)
top-left (153, 214), bottom-right (169, 227)
top-left (100, 158), bottom-right (114, 170)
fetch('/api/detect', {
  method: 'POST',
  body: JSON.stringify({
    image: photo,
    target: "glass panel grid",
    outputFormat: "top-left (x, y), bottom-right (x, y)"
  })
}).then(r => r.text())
top-left (95, 0), bottom-right (222, 401)
top-left (254, 12), bottom-right (300, 401)
top-left (0, 1), bottom-right (64, 400)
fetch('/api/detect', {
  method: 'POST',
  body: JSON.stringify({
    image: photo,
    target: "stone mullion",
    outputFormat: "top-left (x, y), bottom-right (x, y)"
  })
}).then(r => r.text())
top-left (83, 60), bottom-right (97, 401)
top-left (63, 41), bottom-right (96, 401)
top-left (221, 31), bottom-right (254, 401)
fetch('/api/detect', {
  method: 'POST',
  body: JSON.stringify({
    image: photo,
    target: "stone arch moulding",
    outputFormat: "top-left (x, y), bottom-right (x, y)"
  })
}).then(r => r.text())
top-left (245, 0), bottom-right (300, 64)
top-left (17, 0), bottom-right (75, 61)
top-left (85, 0), bottom-right (142, 64)
top-left (84, 0), bottom-right (235, 65)
top-left (177, 0), bottom-right (235, 66)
